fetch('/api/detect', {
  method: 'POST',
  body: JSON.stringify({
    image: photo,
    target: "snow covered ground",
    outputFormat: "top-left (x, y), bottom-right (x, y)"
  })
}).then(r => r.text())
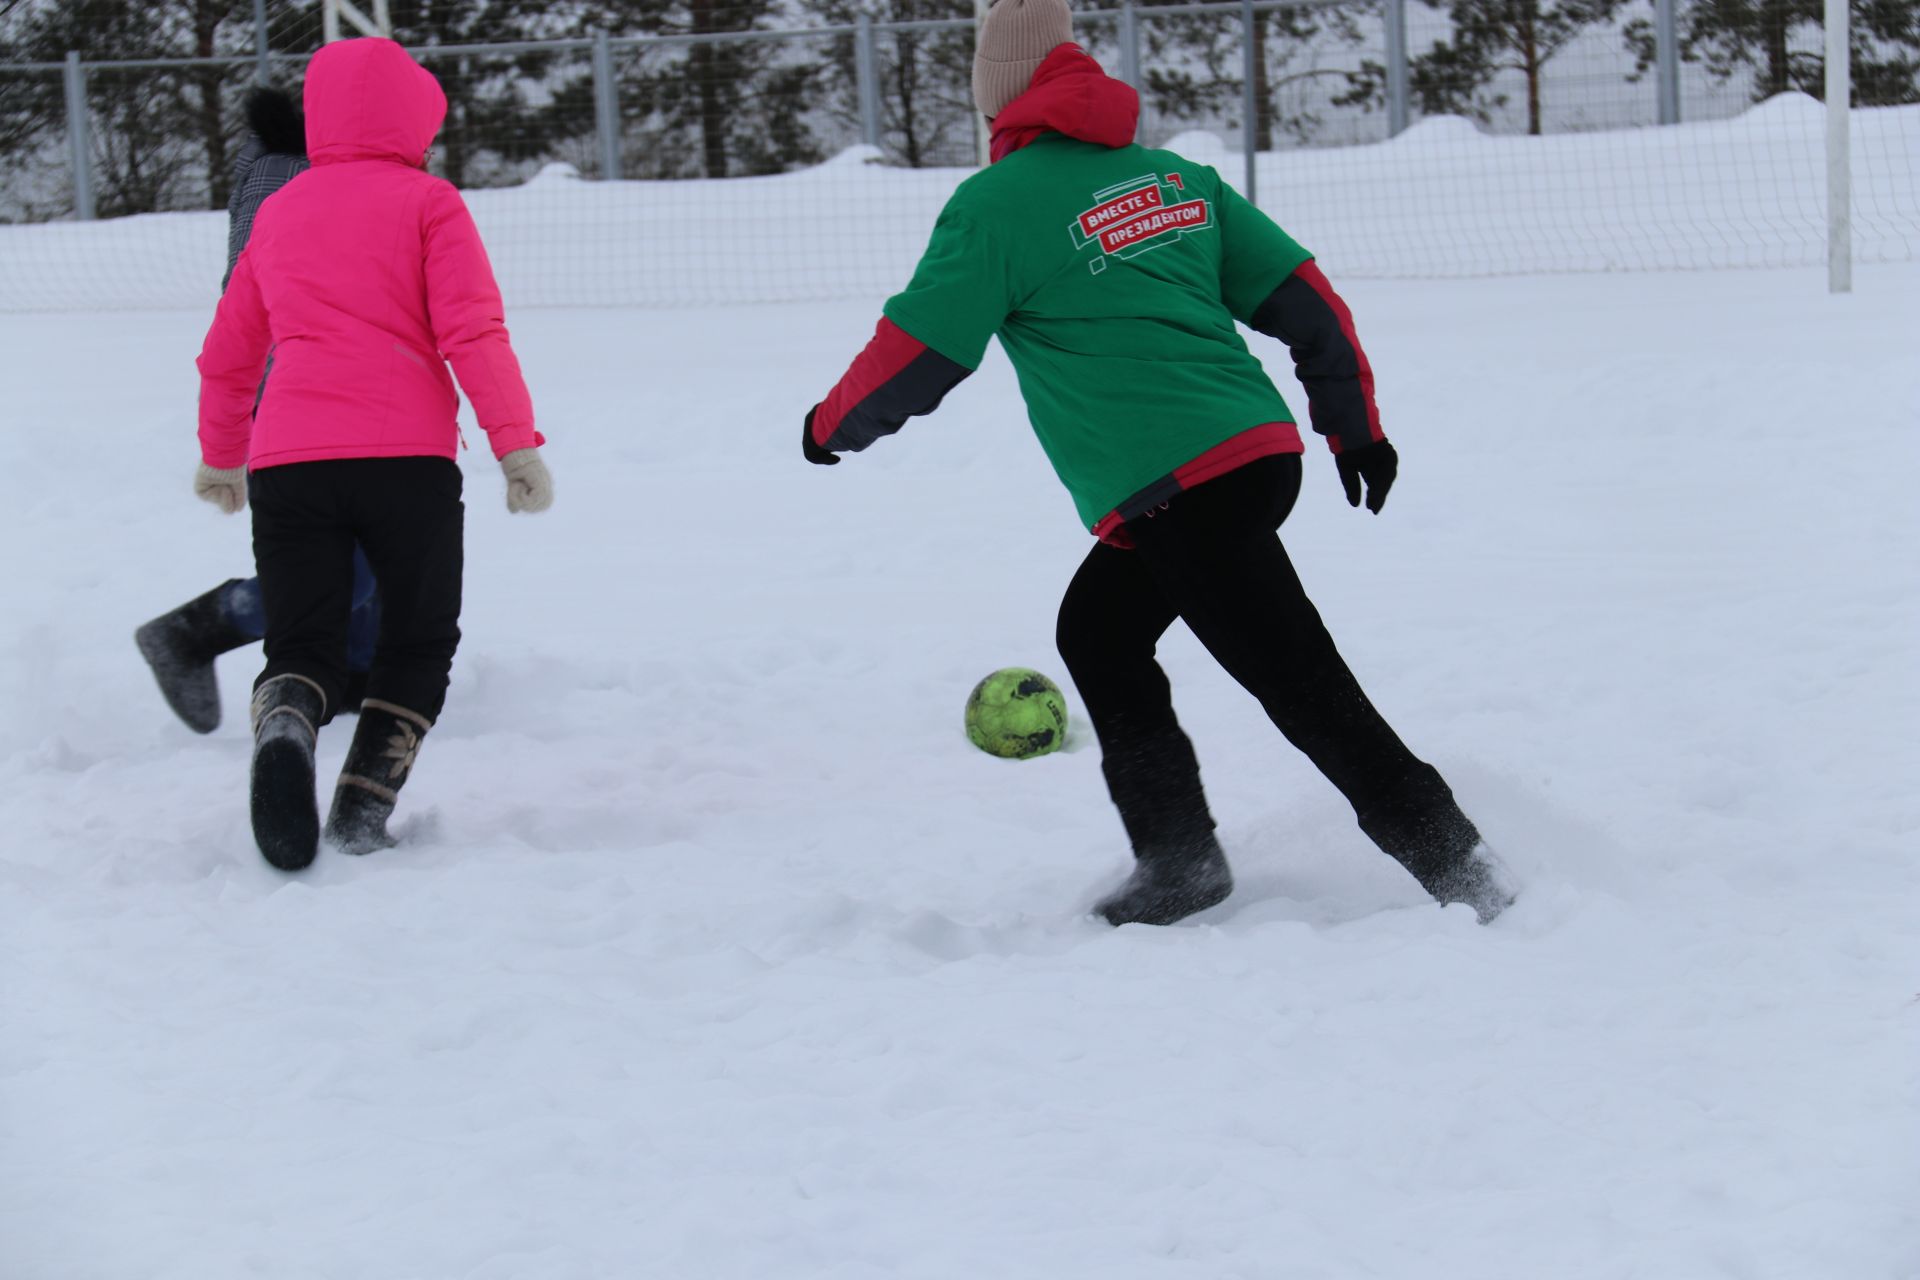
top-left (2, 259), bottom-right (1916, 1277)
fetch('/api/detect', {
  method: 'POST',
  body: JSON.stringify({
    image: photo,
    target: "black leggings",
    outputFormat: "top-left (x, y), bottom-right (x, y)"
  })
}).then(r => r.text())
top-left (249, 456), bottom-right (464, 724)
top-left (1056, 454), bottom-right (1475, 877)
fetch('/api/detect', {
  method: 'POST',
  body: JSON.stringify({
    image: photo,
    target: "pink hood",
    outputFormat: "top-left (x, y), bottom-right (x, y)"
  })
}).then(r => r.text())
top-left (304, 36), bottom-right (447, 168)
top-left (197, 39), bottom-right (538, 473)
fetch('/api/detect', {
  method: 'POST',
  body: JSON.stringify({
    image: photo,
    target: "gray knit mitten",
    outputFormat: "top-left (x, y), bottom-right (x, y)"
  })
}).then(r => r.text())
top-left (194, 463), bottom-right (247, 514)
top-left (500, 448), bottom-right (553, 514)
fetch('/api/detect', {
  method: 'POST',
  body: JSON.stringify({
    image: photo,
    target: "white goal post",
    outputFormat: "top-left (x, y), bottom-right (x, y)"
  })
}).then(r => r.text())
top-left (321, 0), bottom-right (393, 45)
top-left (1825, 0), bottom-right (1851, 294)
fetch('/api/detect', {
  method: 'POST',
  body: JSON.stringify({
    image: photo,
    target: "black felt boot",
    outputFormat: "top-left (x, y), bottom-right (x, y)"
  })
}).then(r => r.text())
top-left (1423, 843), bottom-right (1519, 924)
top-left (337, 670), bottom-right (370, 714)
top-left (1357, 772), bottom-right (1518, 924)
top-left (1093, 726), bottom-right (1234, 926)
top-left (249, 674), bottom-right (327, 870)
top-left (324, 698), bottom-right (431, 856)
top-left (134, 583), bottom-right (255, 734)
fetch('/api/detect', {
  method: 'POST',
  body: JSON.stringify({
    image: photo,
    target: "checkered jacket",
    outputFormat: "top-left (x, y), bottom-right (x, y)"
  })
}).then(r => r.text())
top-left (223, 139), bottom-right (309, 291)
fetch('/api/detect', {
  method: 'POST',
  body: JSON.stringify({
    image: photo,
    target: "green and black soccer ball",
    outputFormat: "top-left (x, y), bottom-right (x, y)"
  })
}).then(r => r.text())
top-left (965, 668), bottom-right (1068, 759)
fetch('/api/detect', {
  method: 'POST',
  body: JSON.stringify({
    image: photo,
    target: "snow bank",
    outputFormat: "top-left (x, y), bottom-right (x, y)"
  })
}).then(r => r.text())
top-left (1, 99), bottom-right (1914, 312)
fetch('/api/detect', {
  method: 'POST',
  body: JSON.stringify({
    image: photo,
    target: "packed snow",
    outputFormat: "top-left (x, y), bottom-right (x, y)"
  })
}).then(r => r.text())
top-left (4, 92), bottom-right (1920, 1274)
top-left (3, 255), bottom-right (1916, 1276)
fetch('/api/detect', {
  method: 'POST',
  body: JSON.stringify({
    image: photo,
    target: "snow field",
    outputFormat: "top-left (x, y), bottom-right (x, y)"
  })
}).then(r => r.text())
top-left (2, 262), bottom-right (1918, 1277)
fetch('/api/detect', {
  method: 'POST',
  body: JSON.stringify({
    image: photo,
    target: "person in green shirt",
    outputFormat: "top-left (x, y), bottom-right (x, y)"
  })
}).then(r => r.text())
top-left (804, 0), bottom-right (1516, 927)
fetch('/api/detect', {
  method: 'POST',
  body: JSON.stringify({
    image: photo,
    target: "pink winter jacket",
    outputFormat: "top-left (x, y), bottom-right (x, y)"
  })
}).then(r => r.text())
top-left (197, 38), bottom-right (540, 472)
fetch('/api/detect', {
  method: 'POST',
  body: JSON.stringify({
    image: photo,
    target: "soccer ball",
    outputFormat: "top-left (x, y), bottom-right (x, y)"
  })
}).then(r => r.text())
top-left (965, 668), bottom-right (1068, 759)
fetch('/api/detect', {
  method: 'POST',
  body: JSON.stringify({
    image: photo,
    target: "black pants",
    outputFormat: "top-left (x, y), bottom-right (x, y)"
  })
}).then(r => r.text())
top-left (1055, 454), bottom-right (1478, 880)
top-left (249, 457), bottom-right (464, 725)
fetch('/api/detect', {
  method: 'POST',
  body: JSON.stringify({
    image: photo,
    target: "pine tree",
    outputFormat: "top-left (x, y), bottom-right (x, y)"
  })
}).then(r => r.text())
top-left (1407, 0), bottom-right (1631, 134)
top-left (801, 0), bottom-right (977, 168)
top-left (571, 0), bottom-right (823, 179)
top-left (387, 0), bottom-right (596, 189)
top-left (1132, 0), bottom-right (1378, 150)
top-left (1622, 0), bottom-right (1919, 106)
top-left (0, 0), bottom-right (252, 217)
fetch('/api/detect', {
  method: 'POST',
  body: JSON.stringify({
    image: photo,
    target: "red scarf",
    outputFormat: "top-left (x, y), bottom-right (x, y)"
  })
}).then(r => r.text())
top-left (988, 45), bottom-right (1141, 163)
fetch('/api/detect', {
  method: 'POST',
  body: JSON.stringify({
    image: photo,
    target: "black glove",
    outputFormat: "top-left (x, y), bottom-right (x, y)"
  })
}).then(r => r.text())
top-left (1335, 439), bottom-right (1396, 514)
top-left (802, 407), bottom-right (839, 466)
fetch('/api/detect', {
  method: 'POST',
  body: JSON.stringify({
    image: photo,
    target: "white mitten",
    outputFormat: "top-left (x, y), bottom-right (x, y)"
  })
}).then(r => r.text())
top-left (194, 463), bottom-right (247, 514)
top-left (500, 448), bottom-right (553, 514)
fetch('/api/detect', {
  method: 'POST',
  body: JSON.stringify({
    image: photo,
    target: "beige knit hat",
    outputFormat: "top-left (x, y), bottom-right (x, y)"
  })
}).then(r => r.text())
top-left (972, 0), bottom-right (1074, 120)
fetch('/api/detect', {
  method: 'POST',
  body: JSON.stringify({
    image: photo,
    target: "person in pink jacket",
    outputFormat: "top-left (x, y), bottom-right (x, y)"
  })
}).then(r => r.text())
top-left (194, 36), bottom-right (553, 871)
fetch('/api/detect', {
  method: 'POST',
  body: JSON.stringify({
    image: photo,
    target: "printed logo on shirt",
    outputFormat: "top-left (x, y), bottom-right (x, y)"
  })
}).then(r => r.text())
top-left (1069, 171), bottom-right (1212, 274)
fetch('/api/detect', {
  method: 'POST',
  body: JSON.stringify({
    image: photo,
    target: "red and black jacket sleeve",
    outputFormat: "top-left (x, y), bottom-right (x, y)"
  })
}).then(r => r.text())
top-left (809, 317), bottom-right (972, 454)
top-left (1248, 260), bottom-right (1384, 455)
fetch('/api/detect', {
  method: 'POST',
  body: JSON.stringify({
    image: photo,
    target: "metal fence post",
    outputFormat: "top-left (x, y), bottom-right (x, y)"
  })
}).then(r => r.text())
top-left (855, 11), bottom-right (882, 149)
top-left (1240, 0), bottom-right (1257, 202)
top-left (1120, 0), bottom-right (1142, 143)
top-left (251, 0), bottom-right (270, 83)
top-left (1119, 0), bottom-right (1141, 87)
top-left (254, 0), bottom-right (272, 84)
top-left (592, 31), bottom-right (621, 181)
top-left (1655, 0), bottom-right (1679, 124)
top-left (1385, 0), bottom-right (1409, 136)
top-left (63, 52), bottom-right (95, 221)
top-left (1113, 0), bottom-right (1136, 142)
top-left (975, 0), bottom-right (991, 167)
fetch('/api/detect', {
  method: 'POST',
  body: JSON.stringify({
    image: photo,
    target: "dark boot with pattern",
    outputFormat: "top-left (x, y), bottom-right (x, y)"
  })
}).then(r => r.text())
top-left (324, 698), bottom-right (431, 855)
top-left (249, 673), bottom-right (327, 870)
top-left (1093, 725), bottom-right (1233, 926)
top-left (1357, 771), bottom-right (1519, 924)
top-left (134, 582), bottom-right (255, 734)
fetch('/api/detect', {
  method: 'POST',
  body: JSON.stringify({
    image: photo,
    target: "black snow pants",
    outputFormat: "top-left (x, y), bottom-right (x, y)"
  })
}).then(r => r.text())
top-left (1055, 453), bottom-right (1480, 883)
top-left (249, 456), bottom-right (464, 725)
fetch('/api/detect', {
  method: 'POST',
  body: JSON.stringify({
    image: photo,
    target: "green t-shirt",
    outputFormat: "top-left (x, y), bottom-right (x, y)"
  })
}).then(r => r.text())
top-left (883, 135), bottom-right (1314, 530)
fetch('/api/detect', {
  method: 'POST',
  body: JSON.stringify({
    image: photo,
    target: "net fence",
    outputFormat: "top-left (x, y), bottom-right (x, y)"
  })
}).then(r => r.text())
top-left (0, 0), bottom-right (1914, 311)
